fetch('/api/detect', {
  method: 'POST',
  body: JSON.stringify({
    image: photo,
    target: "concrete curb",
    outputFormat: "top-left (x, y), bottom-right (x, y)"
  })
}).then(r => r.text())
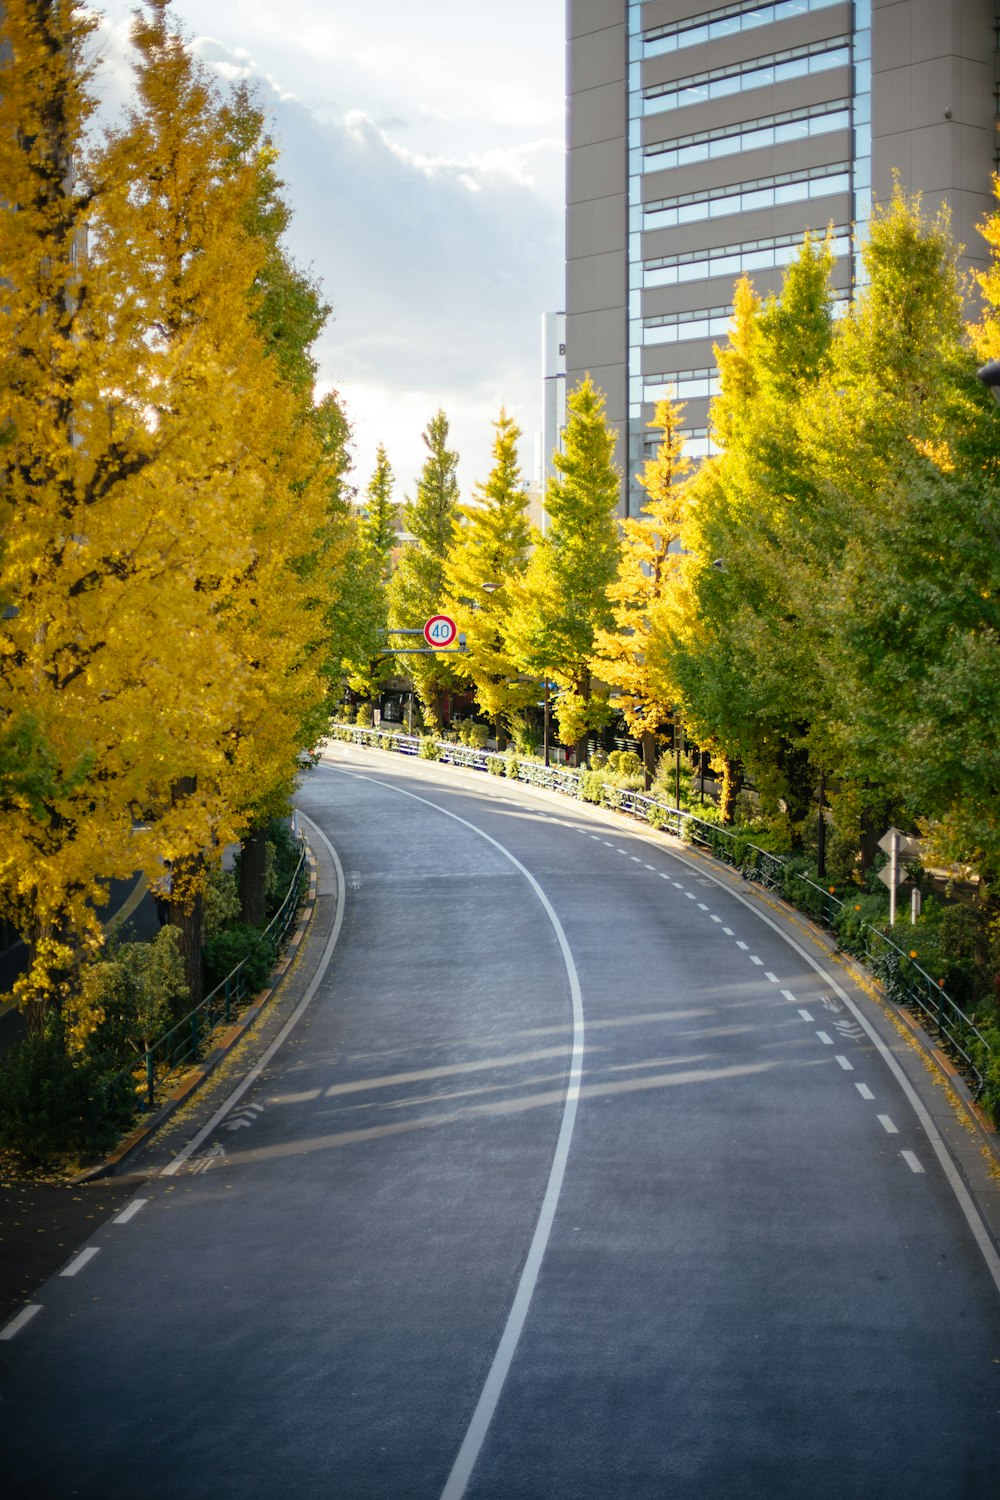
top-left (70, 847), bottom-right (319, 1184)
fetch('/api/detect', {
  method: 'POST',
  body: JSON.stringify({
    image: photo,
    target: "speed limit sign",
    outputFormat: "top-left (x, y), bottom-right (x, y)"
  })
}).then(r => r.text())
top-left (423, 614), bottom-right (458, 648)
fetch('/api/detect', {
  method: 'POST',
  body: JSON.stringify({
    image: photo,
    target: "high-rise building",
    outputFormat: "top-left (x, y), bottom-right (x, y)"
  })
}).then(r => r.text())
top-left (566, 0), bottom-right (998, 512)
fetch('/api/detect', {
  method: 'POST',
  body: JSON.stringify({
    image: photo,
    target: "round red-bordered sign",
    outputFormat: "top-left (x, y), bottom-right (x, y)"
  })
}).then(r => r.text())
top-left (423, 614), bottom-right (458, 648)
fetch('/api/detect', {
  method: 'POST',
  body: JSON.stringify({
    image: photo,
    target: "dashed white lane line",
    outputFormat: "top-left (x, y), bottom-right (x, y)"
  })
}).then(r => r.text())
top-left (723, 927), bottom-right (735, 936)
top-left (816, 1031), bottom-right (834, 1045)
top-left (798, 1009), bottom-right (814, 1021)
top-left (589, 834), bottom-right (601, 841)
top-left (659, 872), bottom-right (671, 880)
top-left (711, 914), bottom-right (722, 923)
top-left (697, 902), bottom-right (709, 910)
top-left (736, 940), bottom-right (749, 951)
top-left (645, 864), bottom-right (656, 871)
top-left (878, 1115), bottom-right (899, 1135)
top-left (673, 881), bottom-right (684, 889)
top-left (902, 1151), bottom-right (925, 1174)
top-left (835, 1055), bottom-right (854, 1071)
top-left (765, 971), bottom-right (779, 983)
top-left (750, 955), bottom-right (763, 966)
top-left (0, 1305), bottom-right (42, 1341)
top-left (685, 892), bottom-right (696, 901)
top-left (602, 841), bottom-right (614, 848)
top-left (856, 1082), bottom-right (875, 1100)
top-left (630, 855), bottom-right (642, 863)
top-left (113, 1198), bottom-right (149, 1226)
top-left (60, 1247), bottom-right (100, 1278)
top-left (781, 989), bottom-right (796, 1003)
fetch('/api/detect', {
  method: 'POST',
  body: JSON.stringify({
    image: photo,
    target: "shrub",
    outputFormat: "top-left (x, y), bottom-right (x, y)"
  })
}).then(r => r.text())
top-left (487, 755), bottom-right (505, 776)
top-left (418, 736), bottom-right (441, 761)
top-left (469, 722), bottom-right (489, 750)
top-left (203, 867), bottom-right (240, 940)
top-left (203, 926), bottom-right (277, 993)
top-left (81, 926), bottom-right (190, 1062)
top-left (354, 702), bottom-right (372, 727)
top-left (578, 769), bottom-right (604, 804)
top-left (0, 1014), bottom-right (133, 1162)
top-left (505, 752), bottom-right (521, 780)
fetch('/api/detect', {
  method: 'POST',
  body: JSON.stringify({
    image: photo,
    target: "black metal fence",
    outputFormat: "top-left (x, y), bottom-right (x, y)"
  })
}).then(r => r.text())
top-left (110, 842), bottom-right (308, 1114)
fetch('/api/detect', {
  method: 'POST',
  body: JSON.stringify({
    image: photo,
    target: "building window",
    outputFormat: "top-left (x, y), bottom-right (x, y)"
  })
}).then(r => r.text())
top-left (642, 228), bottom-right (852, 288)
top-left (644, 164), bottom-right (850, 229)
top-left (643, 37), bottom-right (850, 116)
top-left (639, 99), bottom-right (849, 174)
top-left (643, 0), bottom-right (844, 58)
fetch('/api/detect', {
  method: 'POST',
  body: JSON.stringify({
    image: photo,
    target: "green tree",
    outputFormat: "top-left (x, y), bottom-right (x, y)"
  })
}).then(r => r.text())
top-left (506, 377), bottom-right (621, 761)
top-left (388, 411), bottom-right (462, 729)
top-left (444, 410), bottom-right (534, 740)
top-left (658, 237), bottom-right (837, 839)
top-left (593, 394), bottom-right (691, 786)
top-left (329, 443), bottom-right (398, 710)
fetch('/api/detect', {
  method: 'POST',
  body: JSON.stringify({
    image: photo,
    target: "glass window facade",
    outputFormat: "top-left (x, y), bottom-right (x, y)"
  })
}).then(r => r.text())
top-left (643, 39), bottom-right (850, 117)
top-left (644, 0), bottom-right (844, 58)
top-left (644, 164), bottom-right (850, 229)
top-left (623, 0), bottom-right (864, 512)
top-left (639, 99), bottom-right (850, 174)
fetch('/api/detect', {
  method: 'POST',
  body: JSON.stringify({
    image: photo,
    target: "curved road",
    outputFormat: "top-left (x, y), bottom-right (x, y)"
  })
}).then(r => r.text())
top-left (1, 745), bottom-right (999, 1498)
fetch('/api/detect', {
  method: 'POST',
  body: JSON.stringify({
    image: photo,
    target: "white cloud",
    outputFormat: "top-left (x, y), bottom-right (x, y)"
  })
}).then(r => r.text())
top-left (89, 1), bottom-right (565, 496)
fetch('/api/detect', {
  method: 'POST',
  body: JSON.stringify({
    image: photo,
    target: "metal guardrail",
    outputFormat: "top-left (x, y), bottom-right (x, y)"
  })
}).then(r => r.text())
top-left (105, 843), bottom-right (308, 1113)
top-left (330, 723), bottom-right (994, 1099)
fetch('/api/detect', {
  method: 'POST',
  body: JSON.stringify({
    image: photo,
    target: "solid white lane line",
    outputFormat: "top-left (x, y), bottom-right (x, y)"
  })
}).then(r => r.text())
top-left (781, 989), bottom-right (797, 1003)
top-left (113, 1199), bottom-right (149, 1226)
top-left (856, 1083), bottom-right (875, 1100)
top-left (61, 1247), bottom-right (100, 1278)
top-left (162, 811), bottom-right (347, 1177)
top-left (798, 1009), bottom-right (814, 1022)
top-left (765, 971), bottom-right (779, 983)
top-left (339, 774), bottom-right (586, 1500)
top-left (835, 1055), bottom-right (854, 1071)
top-left (0, 1305), bottom-right (42, 1341)
top-left (816, 1031), bottom-right (834, 1045)
top-left (750, 955), bottom-right (763, 966)
top-left (878, 1115), bottom-right (899, 1135)
top-left (902, 1151), bottom-right (925, 1174)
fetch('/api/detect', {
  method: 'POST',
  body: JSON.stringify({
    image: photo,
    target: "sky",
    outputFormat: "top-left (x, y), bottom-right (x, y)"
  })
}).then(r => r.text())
top-left (87, 0), bottom-right (566, 502)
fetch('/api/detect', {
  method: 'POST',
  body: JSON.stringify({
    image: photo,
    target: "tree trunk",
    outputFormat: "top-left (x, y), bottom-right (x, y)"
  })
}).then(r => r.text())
top-left (239, 825), bottom-right (269, 927)
top-left (168, 866), bottom-right (204, 1007)
top-left (719, 757), bottom-right (743, 825)
top-left (640, 729), bottom-right (657, 791)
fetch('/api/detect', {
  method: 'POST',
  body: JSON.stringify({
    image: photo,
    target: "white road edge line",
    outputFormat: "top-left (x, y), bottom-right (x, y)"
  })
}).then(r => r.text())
top-left (664, 846), bottom-right (1000, 1297)
top-left (113, 1198), bottom-right (149, 1226)
top-left (0, 1304), bottom-right (42, 1341)
top-left (332, 771), bottom-right (586, 1500)
top-left (161, 812), bottom-right (347, 1177)
top-left (60, 1247), bottom-right (100, 1278)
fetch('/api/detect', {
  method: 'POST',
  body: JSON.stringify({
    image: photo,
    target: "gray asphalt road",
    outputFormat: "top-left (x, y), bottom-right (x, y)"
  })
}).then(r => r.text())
top-left (1, 747), bottom-right (998, 1499)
